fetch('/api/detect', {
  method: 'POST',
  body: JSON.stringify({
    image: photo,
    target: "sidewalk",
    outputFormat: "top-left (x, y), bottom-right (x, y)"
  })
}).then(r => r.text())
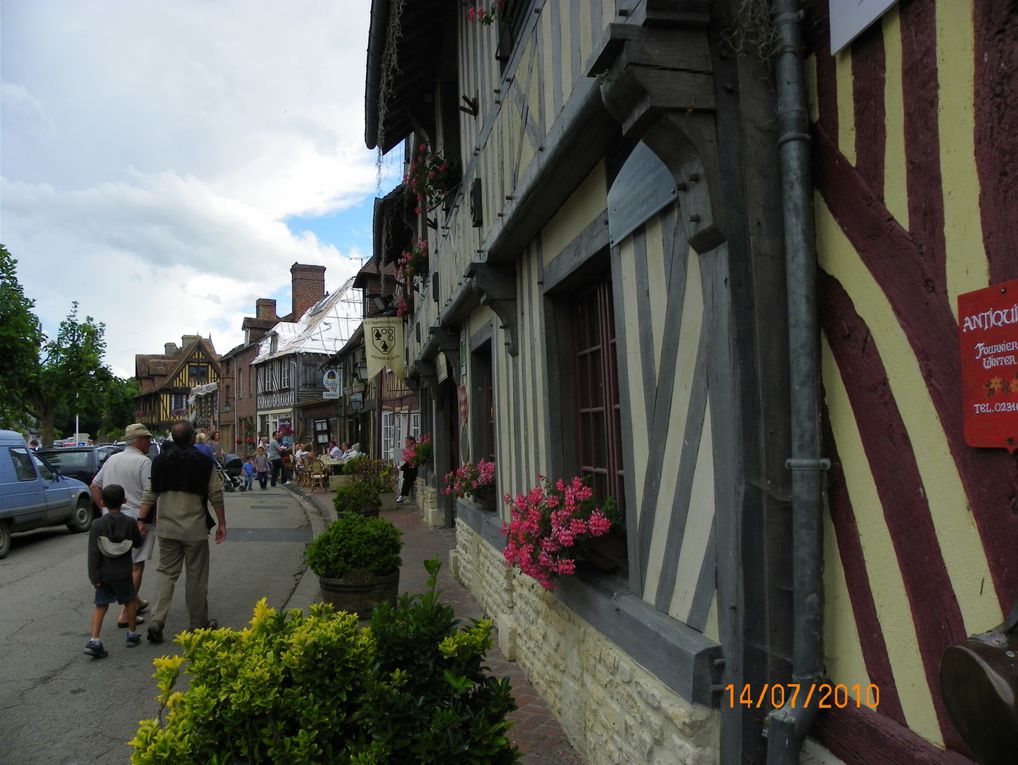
top-left (284, 483), bottom-right (585, 765)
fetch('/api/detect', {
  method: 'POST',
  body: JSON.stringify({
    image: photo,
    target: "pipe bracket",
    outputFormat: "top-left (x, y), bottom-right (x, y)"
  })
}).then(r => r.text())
top-left (785, 458), bottom-right (831, 471)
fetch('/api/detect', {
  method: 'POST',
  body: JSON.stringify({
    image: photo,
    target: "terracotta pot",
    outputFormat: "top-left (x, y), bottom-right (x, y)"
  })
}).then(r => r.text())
top-left (319, 569), bottom-right (399, 619)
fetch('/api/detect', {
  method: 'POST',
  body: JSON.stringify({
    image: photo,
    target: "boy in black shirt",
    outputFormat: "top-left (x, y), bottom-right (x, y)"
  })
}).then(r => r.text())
top-left (84, 484), bottom-right (145, 657)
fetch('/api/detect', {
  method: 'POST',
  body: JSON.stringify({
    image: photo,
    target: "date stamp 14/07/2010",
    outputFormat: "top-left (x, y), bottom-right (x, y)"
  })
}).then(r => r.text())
top-left (723, 683), bottom-right (880, 711)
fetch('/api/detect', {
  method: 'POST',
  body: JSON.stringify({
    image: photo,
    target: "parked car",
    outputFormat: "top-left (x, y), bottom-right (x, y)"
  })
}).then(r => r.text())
top-left (0, 430), bottom-right (93, 558)
top-left (35, 444), bottom-right (123, 486)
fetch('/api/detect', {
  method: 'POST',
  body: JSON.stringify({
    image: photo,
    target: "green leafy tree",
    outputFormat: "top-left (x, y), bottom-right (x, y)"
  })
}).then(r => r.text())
top-left (29, 302), bottom-right (111, 446)
top-left (0, 245), bottom-right (44, 428)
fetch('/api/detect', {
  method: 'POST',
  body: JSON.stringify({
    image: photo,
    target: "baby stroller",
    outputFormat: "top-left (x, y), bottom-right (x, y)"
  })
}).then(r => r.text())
top-left (218, 453), bottom-right (245, 492)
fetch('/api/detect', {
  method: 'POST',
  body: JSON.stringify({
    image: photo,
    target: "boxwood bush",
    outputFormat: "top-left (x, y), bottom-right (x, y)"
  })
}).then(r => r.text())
top-left (130, 560), bottom-right (519, 764)
top-left (305, 512), bottom-right (401, 579)
top-left (332, 479), bottom-right (382, 517)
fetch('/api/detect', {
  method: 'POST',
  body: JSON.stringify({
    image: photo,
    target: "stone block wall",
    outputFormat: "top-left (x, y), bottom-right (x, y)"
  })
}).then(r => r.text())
top-left (454, 521), bottom-right (720, 765)
top-left (416, 476), bottom-right (442, 527)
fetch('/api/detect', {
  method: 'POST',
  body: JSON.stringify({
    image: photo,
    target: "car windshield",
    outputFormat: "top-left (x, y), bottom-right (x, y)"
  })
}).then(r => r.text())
top-left (39, 450), bottom-right (90, 472)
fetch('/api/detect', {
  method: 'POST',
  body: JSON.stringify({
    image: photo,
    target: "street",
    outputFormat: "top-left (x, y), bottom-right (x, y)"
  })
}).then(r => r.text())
top-left (0, 485), bottom-right (313, 765)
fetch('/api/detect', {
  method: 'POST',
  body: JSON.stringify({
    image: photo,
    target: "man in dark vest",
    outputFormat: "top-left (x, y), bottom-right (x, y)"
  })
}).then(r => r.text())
top-left (137, 420), bottom-right (227, 643)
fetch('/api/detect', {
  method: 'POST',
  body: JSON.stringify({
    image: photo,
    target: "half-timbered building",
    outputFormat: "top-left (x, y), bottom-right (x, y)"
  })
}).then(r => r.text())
top-left (363, 1), bottom-right (1017, 763)
top-left (134, 335), bottom-right (221, 435)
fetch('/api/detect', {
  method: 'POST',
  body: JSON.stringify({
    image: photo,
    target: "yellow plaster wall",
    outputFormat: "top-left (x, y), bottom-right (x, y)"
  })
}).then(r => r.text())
top-left (936, 0), bottom-right (988, 315)
top-left (540, 160), bottom-right (607, 266)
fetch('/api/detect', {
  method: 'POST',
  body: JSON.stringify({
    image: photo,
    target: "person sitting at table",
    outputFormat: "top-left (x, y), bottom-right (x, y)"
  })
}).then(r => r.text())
top-left (327, 441), bottom-right (341, 460)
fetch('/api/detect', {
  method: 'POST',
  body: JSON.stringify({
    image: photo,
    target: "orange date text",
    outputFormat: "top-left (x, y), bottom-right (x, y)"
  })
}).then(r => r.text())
top-left (723, 683), bottom-right (879, 710)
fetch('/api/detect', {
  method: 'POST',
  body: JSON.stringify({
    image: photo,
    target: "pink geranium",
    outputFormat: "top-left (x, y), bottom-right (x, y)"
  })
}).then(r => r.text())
top-left (443, 459), bottom-right (497, 499)
top-left (502, 475), bottom-right (618, 590)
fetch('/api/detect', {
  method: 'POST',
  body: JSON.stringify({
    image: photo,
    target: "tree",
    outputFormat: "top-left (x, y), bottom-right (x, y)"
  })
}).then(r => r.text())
top-left (0, 245), bottom-right (44, 428)
top-left (28, 302), bottom-right (110, 446)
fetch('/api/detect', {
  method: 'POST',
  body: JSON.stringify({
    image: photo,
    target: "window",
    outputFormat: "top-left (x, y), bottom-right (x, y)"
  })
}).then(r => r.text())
top-left (9, 447), bottom-right (36, 481)
top-left (303, 363), bottom-right (318, 389)
top-left (571, 277), bottom-right (624, 506)
top-left (382, 411), bottom-right (395, 462)
top-left (280, 360), bottom-right (291, 389)
top-left (471, 341), bottom-right (495, 461)
top-left (410, 412), bottom-right (421, 440)
top-left (238, 370), bottom-right (243, 399)
top-left (188, 364), bottom-right (208, 383)
top-left (497, 0), bottom-right (529, 69)
top-left (171, 392), bottom-right (188, 413)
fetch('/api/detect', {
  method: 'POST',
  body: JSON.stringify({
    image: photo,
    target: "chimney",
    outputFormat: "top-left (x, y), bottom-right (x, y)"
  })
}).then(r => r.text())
top-left (164, 343), bottom-right (178, 356)
top-left (291, 263), bottom-right (326, 320)
top-left (256, 298), bottom-right (277, 320)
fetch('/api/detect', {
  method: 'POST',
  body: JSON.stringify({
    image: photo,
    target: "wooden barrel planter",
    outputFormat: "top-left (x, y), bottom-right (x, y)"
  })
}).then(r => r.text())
top-left (319, 569), bottom-right (400, 619)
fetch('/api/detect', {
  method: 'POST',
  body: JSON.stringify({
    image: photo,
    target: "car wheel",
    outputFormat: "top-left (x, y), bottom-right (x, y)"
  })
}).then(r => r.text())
top-left (66, 496), bottom-right (93, 533)
top-left (0, 521), bottom-right (11, 558)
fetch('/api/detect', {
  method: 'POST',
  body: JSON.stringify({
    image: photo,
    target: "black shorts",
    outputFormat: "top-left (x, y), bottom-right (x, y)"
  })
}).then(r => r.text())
top-left (94, 578), bottom-right (136, 606)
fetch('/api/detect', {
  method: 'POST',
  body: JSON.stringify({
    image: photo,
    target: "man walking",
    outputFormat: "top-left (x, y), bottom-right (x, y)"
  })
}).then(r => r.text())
top-left (90, 423), bottom-right (156, 627)
top-left (137, 420), bottom-right (227, 643)
top-left (267, 430), bottom-right (286, 486)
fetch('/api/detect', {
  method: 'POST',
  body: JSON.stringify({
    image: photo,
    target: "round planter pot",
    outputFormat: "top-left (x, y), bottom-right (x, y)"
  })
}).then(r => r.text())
top-left (319, 569), bottom-right (400, 619)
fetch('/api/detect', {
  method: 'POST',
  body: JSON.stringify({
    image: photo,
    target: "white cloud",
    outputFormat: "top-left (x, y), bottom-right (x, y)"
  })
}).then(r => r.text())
top-left (0, 0), bottom-right (397, 378)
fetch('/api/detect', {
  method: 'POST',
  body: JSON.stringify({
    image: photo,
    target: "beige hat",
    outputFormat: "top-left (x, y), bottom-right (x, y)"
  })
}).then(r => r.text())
top-left (124, 423), bottom-right (153, 440)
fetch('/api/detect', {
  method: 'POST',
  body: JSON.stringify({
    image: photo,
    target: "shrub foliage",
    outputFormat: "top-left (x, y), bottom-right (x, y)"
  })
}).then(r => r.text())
top-left (131, 560), bottom-right (519, 764)
top-left (305, 512), bottom-right (401, 579)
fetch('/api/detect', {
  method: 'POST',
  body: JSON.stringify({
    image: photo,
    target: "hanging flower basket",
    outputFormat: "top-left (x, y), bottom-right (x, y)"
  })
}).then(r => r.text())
top-left (400, 240), bottom-right (429, 281)
top-left (406, 145), bottom-right (459, 210)
top-left (403, 435), bottom-right (433, 469)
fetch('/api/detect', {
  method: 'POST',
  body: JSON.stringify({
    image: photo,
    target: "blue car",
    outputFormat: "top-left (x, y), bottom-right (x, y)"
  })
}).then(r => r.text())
top-left (0, 430), bottom-right (93, 558)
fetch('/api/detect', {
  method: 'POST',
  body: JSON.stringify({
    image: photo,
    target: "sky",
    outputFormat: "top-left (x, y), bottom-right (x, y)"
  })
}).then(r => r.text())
top-left (1, 0), bottom-right (402, 378)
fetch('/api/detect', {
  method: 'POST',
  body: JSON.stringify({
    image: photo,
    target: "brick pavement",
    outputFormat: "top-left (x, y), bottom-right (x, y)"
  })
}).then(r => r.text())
top-left (288, 484), bottom-right (585, 765)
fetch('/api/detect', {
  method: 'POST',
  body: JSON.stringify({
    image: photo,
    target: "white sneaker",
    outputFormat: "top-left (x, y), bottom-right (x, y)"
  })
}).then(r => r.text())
top-left (395, 496), bottom-right (404, 504)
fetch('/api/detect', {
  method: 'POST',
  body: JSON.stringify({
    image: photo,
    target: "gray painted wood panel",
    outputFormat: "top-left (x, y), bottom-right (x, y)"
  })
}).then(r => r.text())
top-left (650, 329), bottom-right (708, 609)
top-left (687, 520), bottom-right (717, 631)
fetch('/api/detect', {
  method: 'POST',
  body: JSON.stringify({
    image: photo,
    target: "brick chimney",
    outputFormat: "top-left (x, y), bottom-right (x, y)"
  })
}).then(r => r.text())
top-left (290, 263), bottom-right (326, 320)
top-left (255, 298), bottom-right (277, 320)
top-left (164, 342), bottom-right (178, 356)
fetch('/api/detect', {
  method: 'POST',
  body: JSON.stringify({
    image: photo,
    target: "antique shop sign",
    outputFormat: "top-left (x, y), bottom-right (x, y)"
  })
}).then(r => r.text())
top-left (959, 279), bottom-right (1018, 451)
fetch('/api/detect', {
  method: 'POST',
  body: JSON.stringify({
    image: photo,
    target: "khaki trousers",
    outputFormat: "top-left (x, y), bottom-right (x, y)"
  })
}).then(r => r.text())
top-left (150, 536), bottom-right (210, 631)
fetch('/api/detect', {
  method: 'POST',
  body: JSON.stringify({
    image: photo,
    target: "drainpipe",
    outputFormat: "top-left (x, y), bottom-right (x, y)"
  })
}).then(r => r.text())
top-left (767, 1), bottom-right (829, 763)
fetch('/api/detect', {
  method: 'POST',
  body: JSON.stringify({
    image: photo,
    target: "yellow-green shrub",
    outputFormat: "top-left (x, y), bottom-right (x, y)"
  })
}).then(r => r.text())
top-left (131, 561), bottom-right (519, 764)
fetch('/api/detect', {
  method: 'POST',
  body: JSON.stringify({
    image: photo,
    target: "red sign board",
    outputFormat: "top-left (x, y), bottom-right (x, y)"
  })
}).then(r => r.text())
top-left (959, 279), bottom-right (1018, 451)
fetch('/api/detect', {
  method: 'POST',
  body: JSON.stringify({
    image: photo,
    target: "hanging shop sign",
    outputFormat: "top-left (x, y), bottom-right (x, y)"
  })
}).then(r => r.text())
top-left (322, 368), bottom-right (341, 399)
top-left (364, 317), bottom-right (405, 380)
top-left (959, 279), bottom-right (1018, 452)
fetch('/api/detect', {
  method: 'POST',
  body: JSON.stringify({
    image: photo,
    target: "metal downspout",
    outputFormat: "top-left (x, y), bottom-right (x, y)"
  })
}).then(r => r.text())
top-left (767, 2), bottom-right (829, 763)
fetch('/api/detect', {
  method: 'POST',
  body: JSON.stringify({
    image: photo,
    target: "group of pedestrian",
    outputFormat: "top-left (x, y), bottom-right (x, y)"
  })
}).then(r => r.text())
top-left (83, 421), bottom-right (226, 659)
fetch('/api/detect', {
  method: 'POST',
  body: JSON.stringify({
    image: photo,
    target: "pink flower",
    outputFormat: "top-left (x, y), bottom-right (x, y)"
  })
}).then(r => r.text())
top-left (502, 475), bottom-right (621, 589)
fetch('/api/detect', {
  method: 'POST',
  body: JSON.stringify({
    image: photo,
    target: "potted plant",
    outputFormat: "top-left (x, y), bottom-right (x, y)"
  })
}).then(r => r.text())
top-left (406, 144), bottom-right (459, 210)
top-left (502, 475), bottom-right (619, 589)
top-left (333, 478), bottom-right (382, 518)
top-left (353, 458), bottom-right (399, 511)
top-left (305, 512), bottom-right (402, 617)
top-left (443, 458), bottom-right (497, 510)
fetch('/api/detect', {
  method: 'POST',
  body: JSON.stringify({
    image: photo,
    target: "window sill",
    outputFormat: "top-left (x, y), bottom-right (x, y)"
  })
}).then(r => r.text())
top-left (455, 497), bottom-right (722, 707)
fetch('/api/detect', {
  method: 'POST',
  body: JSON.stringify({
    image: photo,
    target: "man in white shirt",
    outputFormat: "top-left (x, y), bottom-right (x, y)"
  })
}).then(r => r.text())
top-left (90, 423), bottom-right (155, 627)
